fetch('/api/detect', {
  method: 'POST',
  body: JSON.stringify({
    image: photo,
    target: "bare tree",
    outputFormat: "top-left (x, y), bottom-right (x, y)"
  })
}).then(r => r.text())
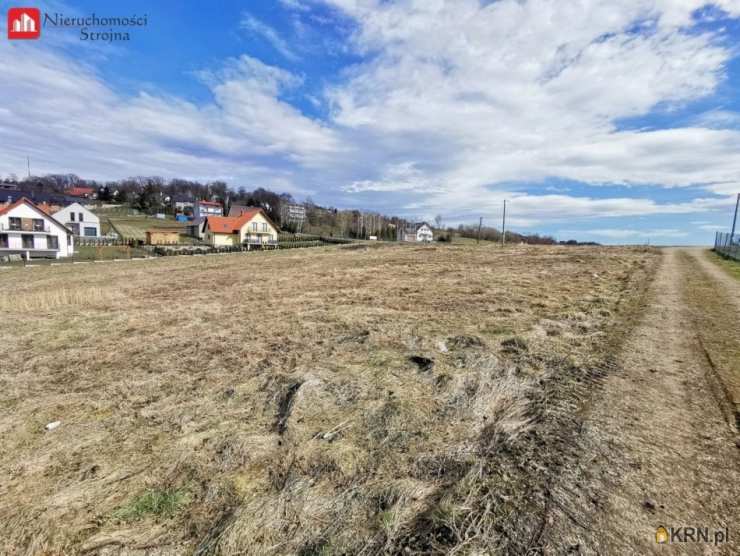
top-left (434, 214), bottom-right (443, 229)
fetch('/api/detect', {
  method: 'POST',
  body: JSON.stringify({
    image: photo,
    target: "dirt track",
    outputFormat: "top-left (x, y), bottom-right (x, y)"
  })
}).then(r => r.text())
top-left (544, 248), bottom-right (739, 554)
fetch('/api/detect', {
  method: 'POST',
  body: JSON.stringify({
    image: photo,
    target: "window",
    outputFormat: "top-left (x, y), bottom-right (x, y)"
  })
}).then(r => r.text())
top-left (262, 222), bottom-right (268, 232)
top-left (84, 227), bottom-right (97, 237)
top-left (252, 222), bottom-right (258, 231)
top-left (46, 235), bottom-right (59, 249)
top-left (9, 217), bottom-right (21, 230)
top-left (22, 234), bottom-right (34, 249)
top-left (33, 218), bottom-right (44, 231)
top-left (79, 212), bottom-right (84, 222)
top-left (70, 212), bottom-right (75, 222)
top-left (0, 234), bottom-right (7, 248)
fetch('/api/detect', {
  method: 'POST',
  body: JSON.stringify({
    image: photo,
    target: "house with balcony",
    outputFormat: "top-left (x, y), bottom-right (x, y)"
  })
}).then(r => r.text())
top-left (203, 207), bottom-right (278, 247)
top-left (0, 198), bottom-right (74, 259)
top-left (198, 200), bottom-right (223, 216)
top-left (187, 200), bottom-right (225, 238)
top-left (52, 202), bottom-right (101, 237)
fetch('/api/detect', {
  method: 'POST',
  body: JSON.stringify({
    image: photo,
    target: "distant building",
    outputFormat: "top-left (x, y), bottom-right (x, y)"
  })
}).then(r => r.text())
top-left (145, 228), bottom-right (182, 245)
top-left (0, 188), bottom-right (80, 209)
top-left (65, 186), bottom-right (96, 199)
top-left (399, 222), bottom-right (433, 242)
top-left (281, 203), bottom-right (306, 223)
top-left (198, 200), bottom-right (223, 217)
top-left (188, 200), bottom-right (224, 238)
top-left (171, 194), bottom-right (195, 214)
top-left (53, 202), bottom-right (101, 237)
top-left (0, 197), bottom-right (74, 259)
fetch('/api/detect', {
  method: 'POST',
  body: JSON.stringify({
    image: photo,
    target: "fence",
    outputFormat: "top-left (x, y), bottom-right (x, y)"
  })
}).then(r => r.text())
top-left (75, 237), bottom-right (140, 247)
top-left (152, 243), bottom-right (277, 257)
top-left (152, 236), bottom-right (355, 256)
top-left (278, 234), bottom-right (354, 249)
top-left (714, 232), bottom-right (740, 261)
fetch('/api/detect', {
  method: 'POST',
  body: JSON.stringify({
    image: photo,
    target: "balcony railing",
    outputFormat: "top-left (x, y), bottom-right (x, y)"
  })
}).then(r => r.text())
top-left (243, 238), bottom-right (278, 245)
top-left (0, 223), bottom-right (51, 233)
top-left (0, 246), bottom-right (58, 252)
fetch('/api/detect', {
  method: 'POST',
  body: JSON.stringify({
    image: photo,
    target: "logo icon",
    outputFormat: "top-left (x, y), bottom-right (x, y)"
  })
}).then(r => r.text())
top-left (656, 526), bottom-right (669, 544)
top-left (8, 7), bottom-right (41, 40)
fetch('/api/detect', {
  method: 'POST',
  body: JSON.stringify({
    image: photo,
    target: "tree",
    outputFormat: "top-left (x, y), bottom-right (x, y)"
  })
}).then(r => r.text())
top-left (135, 181), bottom-right (163, 213)
top-left (434, 214), bottom-right (443, 229)
top-left (98, 185), bottom-right (112, 202)
top-left (244, 187), bottom-right (283, 222)
top-left (209, 181), bottom-right (228, 201)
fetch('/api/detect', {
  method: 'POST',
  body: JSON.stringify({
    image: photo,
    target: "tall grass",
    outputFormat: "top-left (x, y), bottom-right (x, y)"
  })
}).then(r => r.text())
top-left (0, 287), bottom-right (117, 312)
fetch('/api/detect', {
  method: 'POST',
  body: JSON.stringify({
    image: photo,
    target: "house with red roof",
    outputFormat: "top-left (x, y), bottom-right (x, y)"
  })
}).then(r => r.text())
top-left (65, 186), bottom-right (96, 199)
top-left (0, 198), bottom-right (74, 259)
top-left (202, 207), bottom-right (279, 247)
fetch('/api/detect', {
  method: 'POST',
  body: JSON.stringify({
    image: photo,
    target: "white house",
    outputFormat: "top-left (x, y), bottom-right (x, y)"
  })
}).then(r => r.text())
top-left (0, 198), bottom-right (74, 259)
top-left (53, 202), bottom-right (101, 237)
top-left (400, 222), bottom-right (434, 242)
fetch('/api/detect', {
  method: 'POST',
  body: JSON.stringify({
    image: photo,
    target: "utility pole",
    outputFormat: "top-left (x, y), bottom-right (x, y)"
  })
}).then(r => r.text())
top-left (477, 217), bottom-right (483, 244)
top-left (27, 156), bottom-right (31, 178)
top-left (731, 192), bottom-right (740, 243)
top-left (501, 199), bottom-right (507, 247)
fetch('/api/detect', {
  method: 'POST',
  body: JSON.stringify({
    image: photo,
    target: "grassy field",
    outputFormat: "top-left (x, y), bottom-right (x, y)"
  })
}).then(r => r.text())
top-left (0, 244), bottom-right (657, 554)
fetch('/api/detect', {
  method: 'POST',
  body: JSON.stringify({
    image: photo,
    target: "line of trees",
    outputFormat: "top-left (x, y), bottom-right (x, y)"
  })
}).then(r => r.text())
top-left (3, 173), bottom-right (568, 244)
top-left (456, 224), bottom-right (557, 245)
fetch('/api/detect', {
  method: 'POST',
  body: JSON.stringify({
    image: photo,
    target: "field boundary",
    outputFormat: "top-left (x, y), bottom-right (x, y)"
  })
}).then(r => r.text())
top-left (714, 231), bottom-right (740, 261)
top-left (680, 251), bottom-right (740, 428)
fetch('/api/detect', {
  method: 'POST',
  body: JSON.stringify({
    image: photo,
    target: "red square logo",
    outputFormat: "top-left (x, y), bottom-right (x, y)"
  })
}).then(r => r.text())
top-left (8, 7), bottom-right (41, 40)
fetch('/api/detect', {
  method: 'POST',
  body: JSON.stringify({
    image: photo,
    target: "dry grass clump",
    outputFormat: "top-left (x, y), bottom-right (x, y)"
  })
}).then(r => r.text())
top-left (0, 286), bottom-right (118, 312)
top-left (0, 244), bottom-right (657, 554)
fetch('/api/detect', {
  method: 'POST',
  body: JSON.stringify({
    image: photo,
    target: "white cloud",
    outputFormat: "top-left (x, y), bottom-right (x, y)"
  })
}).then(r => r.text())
top-left (240, 14), bottom-right (300, 61)
top-left (561, 228), bottom-right (689, 239)
top-left (693, 108), bottom-right (740, 129)
top-left (279, 0), bottom-right (312, 12)
top-left (0, 43), bottom-right (339, 191)
top-left (321, 0), bottom-right (740, 214)
top-left (2, 0), bottom-right (740, 232)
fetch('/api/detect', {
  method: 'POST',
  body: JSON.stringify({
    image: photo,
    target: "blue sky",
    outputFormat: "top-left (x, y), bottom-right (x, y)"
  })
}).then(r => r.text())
top-left (2, 0), bottom-right (740, 244)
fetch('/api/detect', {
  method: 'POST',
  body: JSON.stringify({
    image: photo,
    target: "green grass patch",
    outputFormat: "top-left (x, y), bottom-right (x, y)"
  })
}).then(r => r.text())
top-left (709, 250), bottom-right (740, 281)
top-left (113, 488), bottom-right (189, 522)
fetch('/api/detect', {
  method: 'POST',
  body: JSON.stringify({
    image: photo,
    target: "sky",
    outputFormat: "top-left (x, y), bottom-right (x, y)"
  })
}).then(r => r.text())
top-left (2, 0), bottom-right (740, 244)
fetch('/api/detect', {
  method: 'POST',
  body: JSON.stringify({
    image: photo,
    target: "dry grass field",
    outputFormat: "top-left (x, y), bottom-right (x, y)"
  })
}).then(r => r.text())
top-left (0, 244), bottom-right (659, 554)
